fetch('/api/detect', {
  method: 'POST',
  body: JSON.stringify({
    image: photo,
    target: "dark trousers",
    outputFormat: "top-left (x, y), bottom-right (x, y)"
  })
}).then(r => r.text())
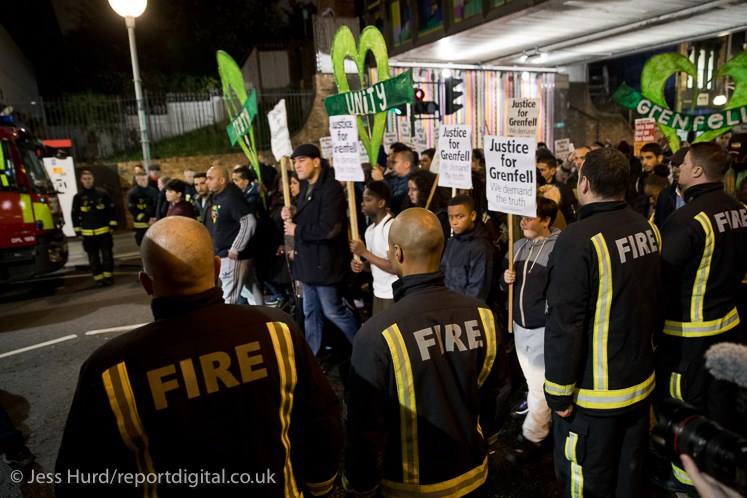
top-left (134, 228), bottom-right (147, 246)
top-left (82, 233), bottom-right (114, 281)
top-left (0, 404), bottom-right (23, 455)
top-left (552, 403), bottom-right (649, 498)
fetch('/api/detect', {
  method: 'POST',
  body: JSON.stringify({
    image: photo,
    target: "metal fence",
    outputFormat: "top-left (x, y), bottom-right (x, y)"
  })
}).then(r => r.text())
top-left (8, 89), bottom-right (315, 161)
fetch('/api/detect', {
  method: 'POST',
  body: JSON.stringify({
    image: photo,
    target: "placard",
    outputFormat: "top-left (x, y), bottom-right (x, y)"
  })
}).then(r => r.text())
top-left (436, 125), bottom-right (472, 189)
top-left (43, 156), bottom-right (78, 237)
top-left (554, 138), bottom-right (573, 162)
top-left (384, 132), bottom-right (397, 148)
top-left (267, 99), bottom-right (294, 161)
top-left (634, 118), bottom-right (657, 156)
top-left (319, 136), bottom-right (333, 160)
top-left (329, 115), bottom-right (364, 181)
top-left (507, 98), bottom-right (540, 137)
top-left (399, 119), bottom-right (411, 142)
top-left (485, 136), bottom-right (537, 217)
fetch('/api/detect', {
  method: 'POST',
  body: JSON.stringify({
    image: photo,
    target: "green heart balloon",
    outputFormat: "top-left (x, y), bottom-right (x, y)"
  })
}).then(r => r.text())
top-left (216, 50), bottom-right (260, 175)
top-left (693, 51), bottom-right (747, 144)
top-left (640, 53), bottom-right (696, 153)
top-left (330, 26), bottom-right (390, 164)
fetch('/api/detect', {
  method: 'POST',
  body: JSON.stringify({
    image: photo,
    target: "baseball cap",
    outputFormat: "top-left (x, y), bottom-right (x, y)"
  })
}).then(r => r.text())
top-left (291, 144), bottom-right (321, 160)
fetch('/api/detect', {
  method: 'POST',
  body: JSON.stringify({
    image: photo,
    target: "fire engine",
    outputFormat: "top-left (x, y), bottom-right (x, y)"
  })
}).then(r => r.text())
top-left (0, 115), bottom-right (68, 282)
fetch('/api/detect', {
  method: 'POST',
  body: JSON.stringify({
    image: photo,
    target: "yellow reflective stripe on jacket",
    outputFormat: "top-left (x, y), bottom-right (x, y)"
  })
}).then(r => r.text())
top-left (477, 308), bottom-right (497, 387)
top-left (266, 321), bottom-right (301, 498)
top-left (591, 233), bottom-right (613, 390)
top-left (380, 456), bottom-right (488, 498)
top-left (382, 324), bottom-right (419, 485)
top-left (648, 220), bottom-right (662, 251)
top-left (692, 212), bottom-right (714, 322)
top-left (544, 380), bottom-right (575, 396)
top-left (669, 373), bottom-right (683, 400)
top-left (306, 472), bottom-right (337, 496)
top-left (672, 463), bottom-right (693, 485)
top-left (102, 362), bottom-right (158, 498)
top-left (574, 371), bottom-right (655, 410)
top-left (663, 307), bottom-right (740, 338)
top-left (133, 222), bottom-right (150, 229)
top-left (80, 227), bottom-right (111, 236)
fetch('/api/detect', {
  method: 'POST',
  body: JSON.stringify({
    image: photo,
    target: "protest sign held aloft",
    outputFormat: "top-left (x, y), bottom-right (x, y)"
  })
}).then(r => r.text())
top-left (330, 115), bottom-right (365, 182)
top-left (507, 98), bottom-right (540, 138)
top-left (485, 136), bottom-right (537, 218)
top-left (436, 125), bottom-right (472, 190)
top-left (267, 99), bottom-right (294, 162)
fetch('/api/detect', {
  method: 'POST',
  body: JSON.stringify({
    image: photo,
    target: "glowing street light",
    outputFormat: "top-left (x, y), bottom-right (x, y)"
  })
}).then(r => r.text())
top-left (109, 0), bottom-right (151, 169)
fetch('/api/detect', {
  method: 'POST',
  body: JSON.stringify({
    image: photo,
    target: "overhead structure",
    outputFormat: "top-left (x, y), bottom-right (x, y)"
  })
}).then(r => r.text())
top-left (391, 0), bottom-right (747, 67)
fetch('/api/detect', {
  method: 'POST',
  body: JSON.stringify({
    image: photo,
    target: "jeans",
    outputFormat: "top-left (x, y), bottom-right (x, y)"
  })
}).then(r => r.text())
top-left (302, 284), bottom-right (358, 355)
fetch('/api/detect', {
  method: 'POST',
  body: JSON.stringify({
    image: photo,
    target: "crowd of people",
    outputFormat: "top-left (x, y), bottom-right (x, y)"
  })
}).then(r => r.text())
top-left (53, 134), bottom-right (747, 497)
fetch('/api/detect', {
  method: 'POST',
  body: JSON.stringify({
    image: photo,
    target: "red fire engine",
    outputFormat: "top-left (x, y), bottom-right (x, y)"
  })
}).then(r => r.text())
top-left (0, 115), bottom-right (68, 282)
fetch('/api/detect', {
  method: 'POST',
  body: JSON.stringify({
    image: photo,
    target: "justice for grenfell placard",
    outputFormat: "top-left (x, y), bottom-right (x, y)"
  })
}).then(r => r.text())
top-left (329, 115), bottom-right (364, 182)
top-left (436, 125), bottom-right (472, 189)
top-left (484, 136), bottom-right (537, 217)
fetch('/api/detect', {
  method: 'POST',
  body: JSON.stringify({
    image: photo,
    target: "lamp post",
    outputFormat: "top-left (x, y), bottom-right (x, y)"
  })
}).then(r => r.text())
top-left (109, 0), bottom-right (151, 169)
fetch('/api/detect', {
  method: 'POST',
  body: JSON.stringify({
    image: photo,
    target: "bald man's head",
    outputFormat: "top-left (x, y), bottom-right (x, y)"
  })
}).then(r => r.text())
top-left (206, 165), bottom-right (230, 194)
top-left (389, 208), bottom-right (444, 277)
top-left (140, 217), bottom-right (219, 297)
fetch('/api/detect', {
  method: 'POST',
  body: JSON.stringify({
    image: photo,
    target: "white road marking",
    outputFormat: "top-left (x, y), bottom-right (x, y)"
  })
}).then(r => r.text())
top-left (0, 334), bottom-right (78, 359)
top-left (85, 323), bottom-right (147, 336)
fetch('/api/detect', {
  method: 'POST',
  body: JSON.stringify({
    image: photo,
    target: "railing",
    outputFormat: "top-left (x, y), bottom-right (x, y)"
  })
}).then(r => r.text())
top-left (7, 89), bottom-right (315, 161)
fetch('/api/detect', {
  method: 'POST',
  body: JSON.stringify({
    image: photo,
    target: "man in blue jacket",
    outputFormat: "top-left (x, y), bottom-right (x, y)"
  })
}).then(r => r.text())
top-left (281, 144), bottom-right (358, 355)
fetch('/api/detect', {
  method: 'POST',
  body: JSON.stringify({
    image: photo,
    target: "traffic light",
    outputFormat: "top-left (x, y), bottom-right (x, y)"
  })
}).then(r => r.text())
top-left (413, 87), bottom-right (439, 115)
top-left (444, 77), bottom-right (463, 115)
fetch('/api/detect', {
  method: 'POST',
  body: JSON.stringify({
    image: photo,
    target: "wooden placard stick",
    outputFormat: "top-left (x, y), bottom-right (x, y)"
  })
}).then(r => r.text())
top-left (507, 213), bottom-right (514, 333)
top-left (280, 156), bottom-right (292, 208)
top-left (347, 181), bottom-right (361, 263)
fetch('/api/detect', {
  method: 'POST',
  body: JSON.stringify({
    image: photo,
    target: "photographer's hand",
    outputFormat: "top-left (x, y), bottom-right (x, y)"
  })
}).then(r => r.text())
top-left (680, 454), bottom-right (743, 498)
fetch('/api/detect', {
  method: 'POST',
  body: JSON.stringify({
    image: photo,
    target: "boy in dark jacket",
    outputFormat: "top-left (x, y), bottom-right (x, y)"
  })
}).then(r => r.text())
top-left (501, 197), bottom-right (561, 459)
top-left (441, 195), bottom-right (494, 303)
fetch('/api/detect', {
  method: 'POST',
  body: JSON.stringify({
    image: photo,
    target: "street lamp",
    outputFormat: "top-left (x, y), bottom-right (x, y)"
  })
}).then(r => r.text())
top-left (109, 0), bottom-right (151, 169)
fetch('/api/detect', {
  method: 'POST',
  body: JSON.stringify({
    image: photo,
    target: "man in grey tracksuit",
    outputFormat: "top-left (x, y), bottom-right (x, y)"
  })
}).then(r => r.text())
top-left (501, 197), bottom-right (561, 458)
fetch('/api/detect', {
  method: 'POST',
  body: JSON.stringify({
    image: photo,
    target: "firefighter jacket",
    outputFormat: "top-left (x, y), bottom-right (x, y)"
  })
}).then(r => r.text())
top-left (658, 182), bottom-right (747, 404)
top-left (544, 201), bottom-right (662, 415)
top-left (127, 184), bottom-right (159, 229)
top-left (344, 272), bottom-right (505, 497)
top-left (71, 187), bottom-right (117, 236)
top-left (56, 288), bottom-right (343, 498)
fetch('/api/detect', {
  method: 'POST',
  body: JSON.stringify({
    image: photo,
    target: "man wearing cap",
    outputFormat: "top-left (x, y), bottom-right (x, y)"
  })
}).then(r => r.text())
top-left (653, 147), bottom-right (688, 228)
top-left (281, 144), bottom-right (358, 355)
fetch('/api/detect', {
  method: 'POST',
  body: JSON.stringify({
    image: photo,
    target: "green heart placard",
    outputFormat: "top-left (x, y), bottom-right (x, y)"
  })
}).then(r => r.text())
top-left (330, 26), bottom-right (391, 164)
top-left (614, 51), bottom-right (747, 152)
top-left (216, 50), bottom-right (261, 179)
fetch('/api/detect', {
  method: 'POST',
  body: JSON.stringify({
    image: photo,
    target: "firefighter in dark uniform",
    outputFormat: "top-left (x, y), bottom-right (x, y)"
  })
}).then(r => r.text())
top-left (345, 208), bottom-right (505, 497)
top-left (56, 217), bottom-right (342, 498)
top-left (127, 169), bottom-right (159, 246)
top-left (657, 142), bottom-right (747, 486)
top-left (71, 169), bottom-right (117, 285)
top-left (544, 148), bottom-right (662, 498)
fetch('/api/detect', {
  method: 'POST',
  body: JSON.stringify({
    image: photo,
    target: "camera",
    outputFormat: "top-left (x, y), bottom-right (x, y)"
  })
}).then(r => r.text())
top-left (652, 398), bottom-right (747, 494)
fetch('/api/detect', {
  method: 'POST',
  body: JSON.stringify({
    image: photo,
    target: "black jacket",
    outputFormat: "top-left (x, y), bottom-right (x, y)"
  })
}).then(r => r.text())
top-left (441, 223), bottom-right (494, 303)
top-left (291, 166), bottom-right (350, 285)
top-left (127, 184), bottom-right (159, 229)
top-left (544, 202), bottom-right (662, 415)
top-left (654, 183), bottom-right (680, 228)
top-left (204, 183), bottom-right (255, 258)
top-left (56, 288), bottom-right (342, 498)
top-left (345, 272), bottom-right (504, 497)
top-left (71, 187), bottom-right (118, 236)
top-left (500, 228), bottom-right (561, 329)
top-left (657, 183), bottom-right (747, 407)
